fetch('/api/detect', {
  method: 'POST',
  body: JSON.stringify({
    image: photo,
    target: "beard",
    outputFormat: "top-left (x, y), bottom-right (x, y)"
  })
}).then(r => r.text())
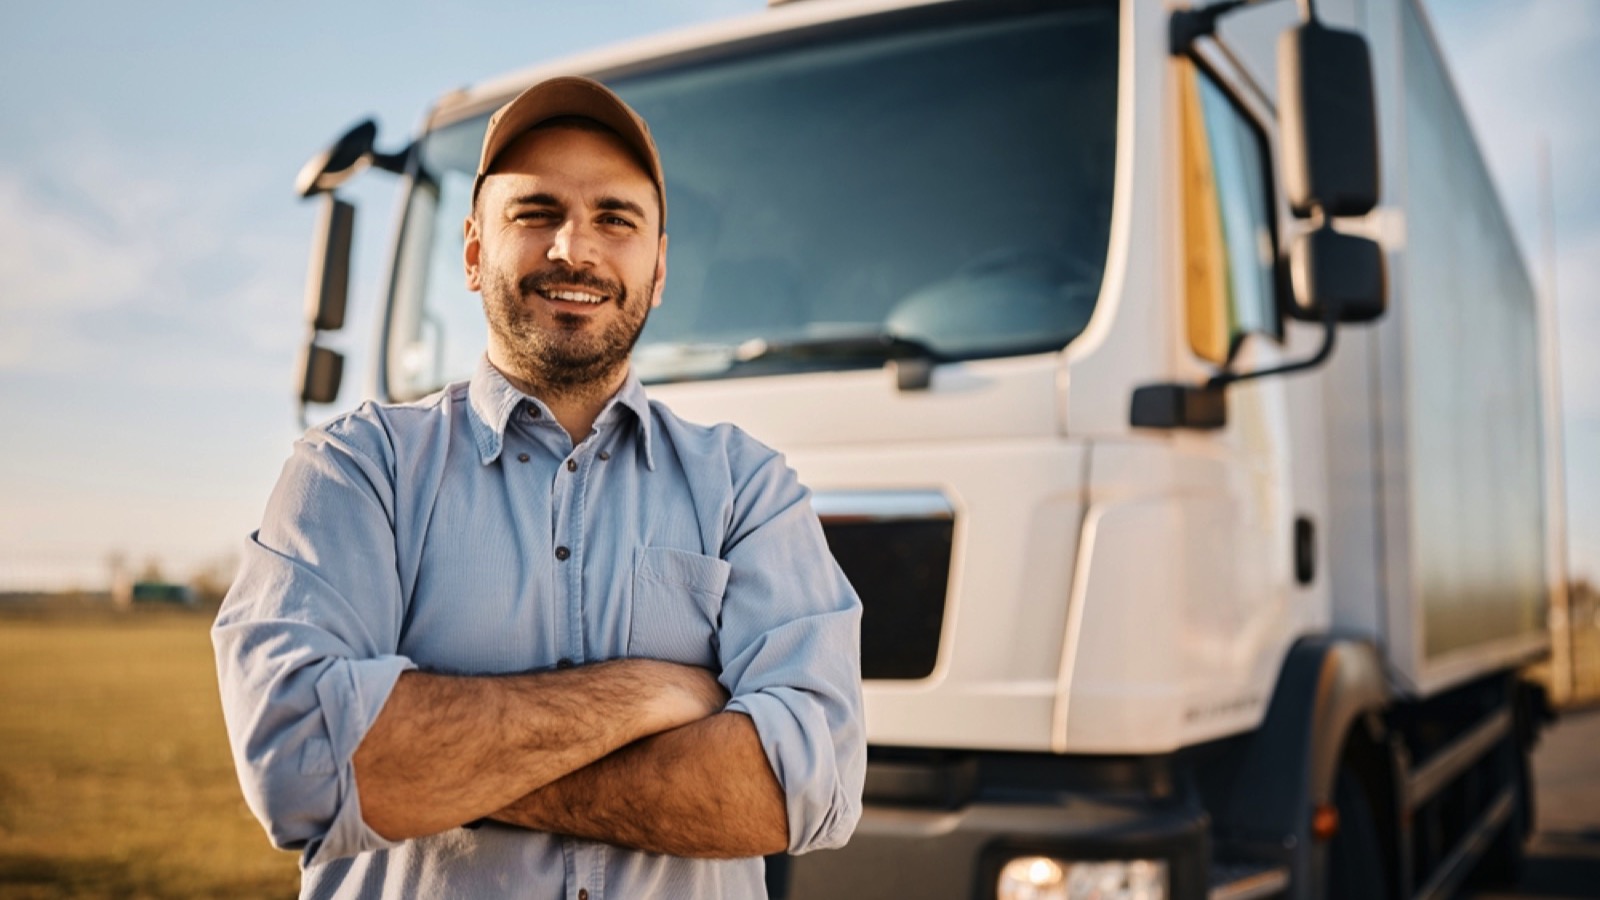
top-left (481, 261), bottom-right (654, 397)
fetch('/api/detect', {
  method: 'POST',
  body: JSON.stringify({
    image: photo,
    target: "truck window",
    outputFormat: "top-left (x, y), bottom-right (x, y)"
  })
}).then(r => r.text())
top-left (1177, 58), bottom-right (1279, 366)
top-left (386, 1), bottom-right (1118, 398)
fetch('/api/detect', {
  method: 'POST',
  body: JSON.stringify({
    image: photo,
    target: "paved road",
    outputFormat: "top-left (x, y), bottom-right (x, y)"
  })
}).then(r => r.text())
top-left (1470, 705), bottom-right (1600, 899)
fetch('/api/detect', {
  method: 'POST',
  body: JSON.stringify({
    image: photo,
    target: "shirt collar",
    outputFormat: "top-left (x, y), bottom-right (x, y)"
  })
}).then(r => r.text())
top-left (467, 356), bottom-right (655, 470)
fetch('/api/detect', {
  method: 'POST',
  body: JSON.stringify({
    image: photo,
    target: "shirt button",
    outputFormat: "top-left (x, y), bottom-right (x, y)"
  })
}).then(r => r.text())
top-left (598, 450), bottom-right (611, 461)
top-left (555, 546), bottom-right (571, 561)
top-left (527, 405), bottom-right (541, 419)
top-left (517, 453), bottom-right (530, 463)
top-left (578, 890), bottom-right (588, 900)
top-left (566, 459), bottom-right (577, 472)
top-left (556, 658), bottom-right (574, 669)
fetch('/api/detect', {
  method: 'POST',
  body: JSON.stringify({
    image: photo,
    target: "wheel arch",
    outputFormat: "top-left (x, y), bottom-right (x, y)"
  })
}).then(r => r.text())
top-left (1205, 635), bottom-right (1393, 899)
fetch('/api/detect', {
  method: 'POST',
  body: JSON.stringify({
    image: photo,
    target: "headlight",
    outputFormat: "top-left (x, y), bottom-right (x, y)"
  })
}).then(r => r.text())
top-left (996, 856), bottom-right (1168, 900)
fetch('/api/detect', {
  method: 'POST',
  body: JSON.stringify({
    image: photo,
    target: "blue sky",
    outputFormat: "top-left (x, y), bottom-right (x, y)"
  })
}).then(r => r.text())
top-left (0, 0), bottom-right (1595, 589)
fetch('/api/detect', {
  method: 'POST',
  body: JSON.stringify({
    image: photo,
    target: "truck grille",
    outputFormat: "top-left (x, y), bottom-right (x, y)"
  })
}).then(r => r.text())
top-left (815, 492), bottom-right (954, 680)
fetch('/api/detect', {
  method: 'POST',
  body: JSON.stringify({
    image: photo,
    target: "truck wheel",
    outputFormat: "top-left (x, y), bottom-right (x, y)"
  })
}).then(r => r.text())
top-left (1327, 766), bottom-right (1388, 900)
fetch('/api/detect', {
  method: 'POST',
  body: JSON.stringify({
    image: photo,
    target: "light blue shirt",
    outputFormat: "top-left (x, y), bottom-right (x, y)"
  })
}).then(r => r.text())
top-left (213, 358), bottom-right (865, 899)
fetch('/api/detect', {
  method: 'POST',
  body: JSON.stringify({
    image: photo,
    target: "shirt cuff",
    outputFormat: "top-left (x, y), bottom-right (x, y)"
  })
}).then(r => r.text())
top-left (727, 687), bottom-right (861, 855)
top-left (302, 654), bottom-right (417, 868)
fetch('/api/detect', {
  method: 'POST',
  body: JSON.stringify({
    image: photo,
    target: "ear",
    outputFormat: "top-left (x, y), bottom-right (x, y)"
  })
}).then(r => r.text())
top-left (650, 232), bottom-right (668, 309)
top-left (463, 214), bottom-right (483, 292)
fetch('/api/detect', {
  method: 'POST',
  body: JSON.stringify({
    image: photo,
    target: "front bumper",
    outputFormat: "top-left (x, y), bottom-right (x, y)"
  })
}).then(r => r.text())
top-left (768, 773), bottom-right (1209, 899)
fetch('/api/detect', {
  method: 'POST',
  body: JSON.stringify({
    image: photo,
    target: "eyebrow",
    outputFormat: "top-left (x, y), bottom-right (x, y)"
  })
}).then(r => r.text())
top-left (508, 192), bottom-right (562, 208)
top-left (596, 196), bottom-right (649, 220)
top-left (505, 192), bottom-right (650, 223)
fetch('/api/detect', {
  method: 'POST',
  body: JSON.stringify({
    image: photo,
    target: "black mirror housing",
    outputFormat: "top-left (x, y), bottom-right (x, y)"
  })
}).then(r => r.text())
top-left (1289, 225), bottom-right (1386, 323)
top-left (296, 120), bottom-right (378, 199)
top-left (305, 196), bottom-right (354, 332)
top-left (299, 343), bottom-right (345, 405)
top-left (1278, 20), bottom-right (1380, 218)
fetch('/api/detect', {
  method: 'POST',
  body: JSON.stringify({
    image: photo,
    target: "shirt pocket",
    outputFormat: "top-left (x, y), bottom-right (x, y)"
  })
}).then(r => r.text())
top-left (627, 546), bottom-right (731, 667)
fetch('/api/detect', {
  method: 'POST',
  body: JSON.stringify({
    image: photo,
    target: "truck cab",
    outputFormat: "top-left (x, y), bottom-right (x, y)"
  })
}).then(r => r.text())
top-left (293, 1), bottom-right (1555, 897)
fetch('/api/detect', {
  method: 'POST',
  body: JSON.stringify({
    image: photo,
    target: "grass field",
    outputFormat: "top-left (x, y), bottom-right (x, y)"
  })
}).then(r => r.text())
top-left (0, 606), bottom-right (299, 898)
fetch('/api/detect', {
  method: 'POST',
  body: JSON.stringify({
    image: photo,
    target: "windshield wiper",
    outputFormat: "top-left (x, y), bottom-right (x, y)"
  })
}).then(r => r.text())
top-left (733, 333), bottom-right (943, 390)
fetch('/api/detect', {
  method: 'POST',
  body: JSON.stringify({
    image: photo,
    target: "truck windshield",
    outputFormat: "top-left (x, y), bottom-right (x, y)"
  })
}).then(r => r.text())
top-left (386, 1), bottom-right (1117, 397)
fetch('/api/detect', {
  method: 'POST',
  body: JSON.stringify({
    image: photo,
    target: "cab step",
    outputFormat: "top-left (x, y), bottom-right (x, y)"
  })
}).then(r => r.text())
top-left (1208, 860), bottom-right (1290, 900)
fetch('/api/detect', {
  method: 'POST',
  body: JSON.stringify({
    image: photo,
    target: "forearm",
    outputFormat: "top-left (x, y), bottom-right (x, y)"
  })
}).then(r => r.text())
top-left (352, 659), bottom-right (723, 841)
top-left (489, 710), bottom-right (788, 858)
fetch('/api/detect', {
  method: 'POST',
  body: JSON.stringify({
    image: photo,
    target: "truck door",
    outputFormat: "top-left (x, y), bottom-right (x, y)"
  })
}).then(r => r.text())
top-left (1171, 53), bottom-right (1313, 737)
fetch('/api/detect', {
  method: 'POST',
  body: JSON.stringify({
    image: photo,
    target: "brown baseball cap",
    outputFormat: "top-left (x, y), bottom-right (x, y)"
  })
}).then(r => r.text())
top-left (472, 75), bottom-right (665, 224)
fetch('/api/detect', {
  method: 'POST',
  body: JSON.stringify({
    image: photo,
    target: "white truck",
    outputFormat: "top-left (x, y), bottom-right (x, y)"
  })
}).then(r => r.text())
top-left (292, 0), bottom-right (1557, 897)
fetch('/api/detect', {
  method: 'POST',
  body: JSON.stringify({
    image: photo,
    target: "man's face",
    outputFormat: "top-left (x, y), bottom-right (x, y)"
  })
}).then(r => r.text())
top-left (464, 125), bottom-right (666, 392)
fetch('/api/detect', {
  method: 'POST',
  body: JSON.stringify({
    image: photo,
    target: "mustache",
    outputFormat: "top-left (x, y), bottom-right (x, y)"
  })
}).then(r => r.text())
top-left (518, 267), bottom-right (624, 300)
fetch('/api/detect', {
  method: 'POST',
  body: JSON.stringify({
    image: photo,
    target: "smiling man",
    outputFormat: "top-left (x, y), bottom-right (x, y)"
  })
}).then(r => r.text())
top-left (213, 76), bottom-right (865, 899)
top-left (470, 112), bottom-right (664, 427)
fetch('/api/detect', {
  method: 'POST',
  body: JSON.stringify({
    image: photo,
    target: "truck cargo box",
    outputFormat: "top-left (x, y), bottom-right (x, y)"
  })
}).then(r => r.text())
top-left (1322, 0), bottom-right (1550, 695)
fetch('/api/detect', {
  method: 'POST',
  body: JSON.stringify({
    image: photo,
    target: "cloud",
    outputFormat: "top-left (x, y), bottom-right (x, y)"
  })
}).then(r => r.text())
top-left (0, 136), bottom-right (308, 389)
top-left (0, 135), bottom-right (319, 590)
top-left (1432, 3), bottom-right (1599, 138)
top-left (1552, 225), bottom-right (1600, 420)
top-left (1425, 1), bottom-right (1600, 237)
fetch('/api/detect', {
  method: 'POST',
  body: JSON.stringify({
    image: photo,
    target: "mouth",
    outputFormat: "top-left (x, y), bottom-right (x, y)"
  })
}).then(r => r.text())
top-left (534, 286), bottom-right (610, 309)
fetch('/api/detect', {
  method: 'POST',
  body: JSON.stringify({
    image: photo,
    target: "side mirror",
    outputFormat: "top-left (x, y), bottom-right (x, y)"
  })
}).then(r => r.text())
top-left (297, 196), bottom-right (353, 416)
top-left (298, 343), bottom-right (345, 405)
top-left (1278, 20), bottom-right (1380, 218)
top-left (304, 196), bottom-right (354, 332)
top-left (1288, 225), bottom-right (1386, 323)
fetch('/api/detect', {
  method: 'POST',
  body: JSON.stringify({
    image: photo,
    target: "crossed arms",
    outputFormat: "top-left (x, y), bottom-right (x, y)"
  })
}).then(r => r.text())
top-left (212, 416), bottom-right (864, 868)
top-left (351, 660), bottom-right (789, 857)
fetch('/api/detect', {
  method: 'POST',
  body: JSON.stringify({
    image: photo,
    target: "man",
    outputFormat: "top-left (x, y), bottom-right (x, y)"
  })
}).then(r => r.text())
top-left (213, 75), bottom-right (865, 899)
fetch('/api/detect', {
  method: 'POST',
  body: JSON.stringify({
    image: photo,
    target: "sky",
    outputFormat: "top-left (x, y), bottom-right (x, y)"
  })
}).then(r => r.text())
top-left (0, 0), bottom-right (1595, 590)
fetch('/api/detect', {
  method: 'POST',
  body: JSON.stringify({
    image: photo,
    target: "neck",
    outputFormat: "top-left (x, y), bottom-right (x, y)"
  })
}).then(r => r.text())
top-left (490, 355), bottom-right (630, 444)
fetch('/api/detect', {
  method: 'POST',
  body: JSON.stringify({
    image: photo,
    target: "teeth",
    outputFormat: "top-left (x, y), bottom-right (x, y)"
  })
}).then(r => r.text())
top-left (546, 289), bottom-right (604, 304)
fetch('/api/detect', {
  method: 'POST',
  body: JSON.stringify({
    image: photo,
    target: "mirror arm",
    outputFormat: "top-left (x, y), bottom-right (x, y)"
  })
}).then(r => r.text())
top-left (1207, 302), bottom-right (1338, 389)
top-left (1177, 0), bottom-right (1286, 55)
top-left (369, 146), bottom-right (412, 176)
top-left (1170, 0), bottom-right (1321, 56)
top-left (1130, 304), bottom-right (1339, 431)
top-left (301, 146), bottom-right (411, 196)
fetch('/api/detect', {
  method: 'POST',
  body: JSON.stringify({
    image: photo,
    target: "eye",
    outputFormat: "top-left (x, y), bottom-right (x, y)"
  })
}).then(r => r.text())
top-left (513, 209), bottom-right (558, 223)
top-left (599, 214), bottom-right (636, 229)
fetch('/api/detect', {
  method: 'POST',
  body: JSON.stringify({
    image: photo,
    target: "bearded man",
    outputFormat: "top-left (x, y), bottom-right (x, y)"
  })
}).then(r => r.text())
top-left (214, 76), bottom-right (864, 900)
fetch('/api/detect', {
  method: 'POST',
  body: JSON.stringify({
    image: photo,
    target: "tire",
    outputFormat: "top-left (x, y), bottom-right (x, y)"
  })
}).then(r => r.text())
top-left (1327, 765), bottom-right (1388, 900)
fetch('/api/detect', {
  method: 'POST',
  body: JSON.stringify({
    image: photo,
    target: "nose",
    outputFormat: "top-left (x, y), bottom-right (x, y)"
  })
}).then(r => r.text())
top-left (547, 220), bottom-right (594, 267)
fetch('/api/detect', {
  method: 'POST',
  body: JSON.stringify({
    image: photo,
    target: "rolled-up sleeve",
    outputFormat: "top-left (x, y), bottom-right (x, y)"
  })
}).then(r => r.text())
top-left (716, 436), bottom-right (865, 855)
top-left (212, 417), bottom-right (417, 868)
